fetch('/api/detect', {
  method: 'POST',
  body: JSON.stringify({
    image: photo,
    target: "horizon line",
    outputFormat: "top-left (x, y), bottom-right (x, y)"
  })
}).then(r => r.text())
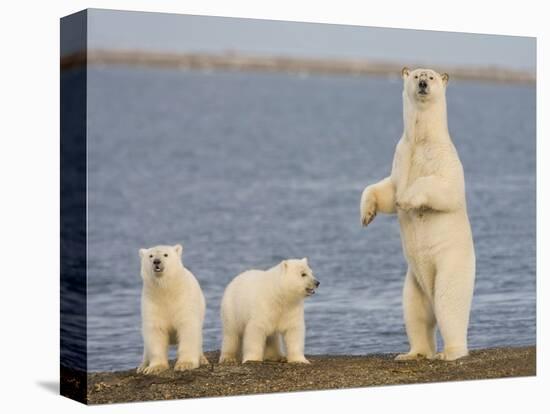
top-left (61, 49), bottom-right (536, 85)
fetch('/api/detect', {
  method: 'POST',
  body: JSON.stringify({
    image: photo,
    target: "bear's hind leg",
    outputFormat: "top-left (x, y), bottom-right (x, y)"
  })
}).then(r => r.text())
top-left (434, 260), bottom-right (475, 361)
top-left (219, 327), bottom-right (241, 364)
top-left (396, 268), bottom-right (437, 361)
top-left (264, 333), bottom-right (286, 362)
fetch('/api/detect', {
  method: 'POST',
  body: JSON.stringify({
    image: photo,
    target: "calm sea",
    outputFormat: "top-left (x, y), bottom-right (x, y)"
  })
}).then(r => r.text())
top-left (81, 66), bottom-right (535, 371)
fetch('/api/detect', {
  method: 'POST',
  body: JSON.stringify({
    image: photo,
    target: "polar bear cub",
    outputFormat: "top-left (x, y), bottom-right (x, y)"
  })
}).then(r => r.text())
top-left (137, 244), bottom-right (208, 375)
top-left (360, 68), bottom-right (475, 361)
top-left (219, 258), bottom-right (319, 364)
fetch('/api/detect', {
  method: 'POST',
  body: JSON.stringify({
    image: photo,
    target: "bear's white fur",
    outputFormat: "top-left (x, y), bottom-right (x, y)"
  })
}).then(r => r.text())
top-left (137, 244), bottom-right (208, 374)
top-left (360, 68), bottom-right (476, 361)
top-left (219, 258), bottom-right (319, 364)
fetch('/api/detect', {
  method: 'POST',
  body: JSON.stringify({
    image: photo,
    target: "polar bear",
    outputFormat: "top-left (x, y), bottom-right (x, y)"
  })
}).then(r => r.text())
top-left (219, 258), bottom-right (319, 364)
top-left (137, 244), bottom-right (208, 374)
top-left (360, 68), bottom-right (476, 361)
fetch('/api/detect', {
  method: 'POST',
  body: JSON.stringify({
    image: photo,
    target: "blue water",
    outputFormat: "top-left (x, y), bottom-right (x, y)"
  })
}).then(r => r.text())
top-left (85, 66), bottom-right (536, 371)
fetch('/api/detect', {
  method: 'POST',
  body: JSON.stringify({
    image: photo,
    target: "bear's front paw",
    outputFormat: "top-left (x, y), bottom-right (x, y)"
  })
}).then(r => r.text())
top-left (141, 363), bottom-right (169, 375)
top-left (136, 363), bottom-right (148, 374)
top-left (396, 192), bottom-right (427, 211)
top-left (360, 190), bottom-right (377, 227)
top-left (287, 356), bottom-right (310, 364)
top-left (174, 360), bottom-right (199, 371)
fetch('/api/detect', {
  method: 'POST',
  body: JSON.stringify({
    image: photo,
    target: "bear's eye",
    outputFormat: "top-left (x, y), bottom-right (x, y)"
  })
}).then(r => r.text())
top-left (430, 76), bottom-right (434, 80)
top-left (414, 75), bottom-right (418, 79)
top-left (149, 254), bottom-right (153, 258)
top-left (301, 272), bottom-right (307, 278)
top-left (164, 253), bottom-right (168, 257)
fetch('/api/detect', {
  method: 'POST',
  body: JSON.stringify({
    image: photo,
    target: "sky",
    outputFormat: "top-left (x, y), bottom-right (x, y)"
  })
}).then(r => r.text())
top-left (80, 8), bottom-right (535, 72)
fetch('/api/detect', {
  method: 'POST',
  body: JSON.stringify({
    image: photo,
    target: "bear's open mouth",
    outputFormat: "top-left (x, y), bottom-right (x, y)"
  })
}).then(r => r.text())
top-left (305, 287), bottom-right (316, 296)
top-left (153, 265), bottom-right (164, 273)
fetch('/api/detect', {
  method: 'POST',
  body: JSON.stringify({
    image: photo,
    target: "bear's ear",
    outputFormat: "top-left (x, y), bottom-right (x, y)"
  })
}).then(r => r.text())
top-left (441, 72), bottom-right (449, 85)
top-left (281, 260), bottom-right (288, 272)
top-left (301, 257), bottom-right (308, 265)
top-left (174, 244), bottom-right (183, 256)
top-left (401, 67), bottom-right (410, 79)
top-left (139, 248), bottom-right (146, 258)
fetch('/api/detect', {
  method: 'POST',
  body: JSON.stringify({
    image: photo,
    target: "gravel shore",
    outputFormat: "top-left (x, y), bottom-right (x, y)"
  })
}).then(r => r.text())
top-left (84, 346), bottom-right (535, 404)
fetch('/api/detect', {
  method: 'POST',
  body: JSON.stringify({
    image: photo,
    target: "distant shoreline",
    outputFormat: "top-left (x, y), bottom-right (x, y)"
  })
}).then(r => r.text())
top-left (76, 346), bottom-right (535, 404)
top-left (61, 50), bottom-right (535, 85)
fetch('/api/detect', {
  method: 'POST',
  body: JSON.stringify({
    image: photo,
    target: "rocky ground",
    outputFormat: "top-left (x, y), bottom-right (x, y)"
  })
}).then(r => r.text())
top-left (86, 346), bottom-right (535, 404)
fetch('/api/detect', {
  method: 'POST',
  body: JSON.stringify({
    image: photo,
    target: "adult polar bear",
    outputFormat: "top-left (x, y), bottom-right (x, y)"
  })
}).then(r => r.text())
top-left (360, 68), bottom-right (475, 361)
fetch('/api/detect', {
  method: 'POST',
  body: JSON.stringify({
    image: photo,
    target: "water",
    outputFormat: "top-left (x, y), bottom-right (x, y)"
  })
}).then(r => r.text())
top-left (84, 66), bottom-right (536, 371)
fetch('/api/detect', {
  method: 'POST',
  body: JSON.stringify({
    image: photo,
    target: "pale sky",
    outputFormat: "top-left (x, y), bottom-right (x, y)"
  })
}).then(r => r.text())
top-left (79, 8), bottom-right (536, 71)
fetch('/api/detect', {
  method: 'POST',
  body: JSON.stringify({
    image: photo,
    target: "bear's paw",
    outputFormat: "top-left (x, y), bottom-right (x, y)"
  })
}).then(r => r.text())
top-left (141, 363), bottom-right (169, 375)
top-left (174, 360), bottom-right (199, 371)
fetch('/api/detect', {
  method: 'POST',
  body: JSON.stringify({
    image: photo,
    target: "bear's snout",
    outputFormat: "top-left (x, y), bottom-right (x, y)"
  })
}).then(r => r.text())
top-left (305, 278), bottom-right (320, 296)
top-left (419, 79), bottom-right (428, 89)
top-left (152, 258), bottom-right (165, 274)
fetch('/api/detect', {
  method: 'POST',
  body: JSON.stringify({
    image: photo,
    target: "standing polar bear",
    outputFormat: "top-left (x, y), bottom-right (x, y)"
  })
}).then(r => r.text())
top-left (360, 68), bottom-right (475, 361)
top-left (219, 258), bottom-right (320, 364)
top-left (137, 244), bottom-right (208, 374)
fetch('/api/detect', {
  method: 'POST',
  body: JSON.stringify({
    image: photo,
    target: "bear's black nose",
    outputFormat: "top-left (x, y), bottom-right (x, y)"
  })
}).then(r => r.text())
top-left (315, 280), bottom-right (320, 288)
top-left (153, 258), bottom-right (161, 265)
top-left (419, 80), bottom-right (428, 89)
